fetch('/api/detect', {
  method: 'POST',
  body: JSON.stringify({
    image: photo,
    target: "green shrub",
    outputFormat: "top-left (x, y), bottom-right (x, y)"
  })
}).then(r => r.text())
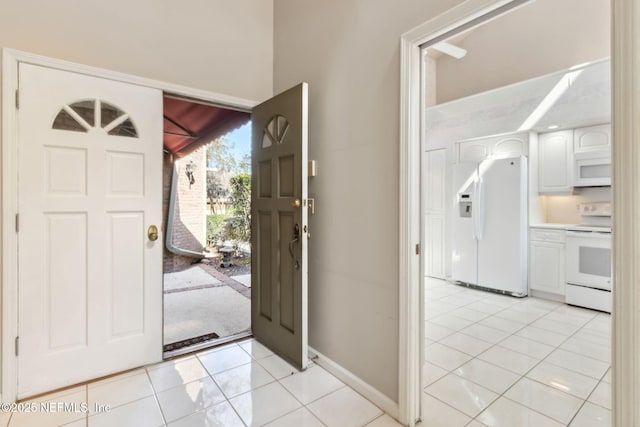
top-left (206, 214), bottom-right (230, 247)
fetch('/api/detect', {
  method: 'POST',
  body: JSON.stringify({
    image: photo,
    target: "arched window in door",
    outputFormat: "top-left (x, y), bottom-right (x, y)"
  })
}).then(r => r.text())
top-left (52, 99), bottom-right (138, 138)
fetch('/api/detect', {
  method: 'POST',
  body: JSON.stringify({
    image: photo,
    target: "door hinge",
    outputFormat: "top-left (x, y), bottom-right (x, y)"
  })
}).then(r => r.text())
top-left (15, 213), bottom-right (19, 232)
top-left (15, 89), bottom-right (19, 109)
top-left (15, 336), bottom-right (19, 357)
top-left (415, 243), bottom-right (421, 255)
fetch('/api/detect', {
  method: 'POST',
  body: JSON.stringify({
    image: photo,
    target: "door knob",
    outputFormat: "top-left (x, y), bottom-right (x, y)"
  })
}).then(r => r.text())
top-left (292, 199), bottom-right (301, 208)
top-left (148, 225), bottom-right (159, 241)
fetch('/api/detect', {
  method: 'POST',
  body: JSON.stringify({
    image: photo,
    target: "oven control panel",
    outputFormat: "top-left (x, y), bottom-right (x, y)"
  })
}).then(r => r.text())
top-left (579, 202), bottom-right (611, 217)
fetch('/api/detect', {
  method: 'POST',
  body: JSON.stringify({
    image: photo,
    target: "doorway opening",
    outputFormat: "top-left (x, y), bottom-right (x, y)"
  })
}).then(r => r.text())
top-left (419, 0), bottom-right (612, 425)
top-left (162, 95), bottom-right (253, 356)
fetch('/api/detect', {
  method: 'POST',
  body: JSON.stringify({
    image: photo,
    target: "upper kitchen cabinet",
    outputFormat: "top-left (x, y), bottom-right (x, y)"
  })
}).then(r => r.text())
top-left (574, 124), bottom-right (611, 156)
top-left (573, 124), bottom-right (612, 187)
top-left (538, 130), bottom-right (573, 193)
top-left (537, 124), bottom-right (612, 191)
top-left (457, 132), bottom-right (529, 163)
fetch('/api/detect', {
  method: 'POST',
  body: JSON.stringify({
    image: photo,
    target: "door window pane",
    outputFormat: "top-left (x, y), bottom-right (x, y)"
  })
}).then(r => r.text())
top-left (52, 109), bottom-right (87, 133)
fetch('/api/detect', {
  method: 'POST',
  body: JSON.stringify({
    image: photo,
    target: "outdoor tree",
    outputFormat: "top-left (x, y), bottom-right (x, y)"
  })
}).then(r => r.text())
top-left (206, 137), bottom-right (237, 214)
top-left (206, 137), bottom-right (237, 172)
top-left (227, 173), bottom-right (251, 248)
top-left (206, 137), bottom-right (252, 251)
top-left (238, 153), bottom-right (251, 175)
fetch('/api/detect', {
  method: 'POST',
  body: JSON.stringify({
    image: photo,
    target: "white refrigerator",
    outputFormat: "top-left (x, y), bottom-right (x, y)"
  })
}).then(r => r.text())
top-left (451, 155), bottom-right (528, 296)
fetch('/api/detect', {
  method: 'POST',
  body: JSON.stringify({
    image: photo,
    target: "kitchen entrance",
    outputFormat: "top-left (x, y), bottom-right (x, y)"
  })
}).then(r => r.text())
top-left (419, 0), bottom-right (612, 425)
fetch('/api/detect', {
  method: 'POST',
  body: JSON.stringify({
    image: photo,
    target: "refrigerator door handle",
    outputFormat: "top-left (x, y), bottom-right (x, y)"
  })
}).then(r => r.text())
top-left (471, 177), bottom-right (478, 240)
top-left (475, 176), bottom-right (485, 240)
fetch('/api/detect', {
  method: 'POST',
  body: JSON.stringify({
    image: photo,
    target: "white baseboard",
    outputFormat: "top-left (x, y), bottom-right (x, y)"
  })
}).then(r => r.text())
top-left (529, 289), bottom-right (565, 302)
top-left (308, 346), bottom-right (399, 421)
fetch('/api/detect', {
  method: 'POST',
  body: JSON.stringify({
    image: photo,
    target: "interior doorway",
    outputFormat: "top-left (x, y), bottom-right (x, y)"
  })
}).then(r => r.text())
top-left (418, 0), bottom-right (612, 425)
top-left (161, 96), bottom-right (253, 356)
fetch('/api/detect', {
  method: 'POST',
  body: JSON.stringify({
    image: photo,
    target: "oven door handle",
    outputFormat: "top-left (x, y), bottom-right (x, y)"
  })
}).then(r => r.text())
top-left (566, 230), bottom-right (612, 239)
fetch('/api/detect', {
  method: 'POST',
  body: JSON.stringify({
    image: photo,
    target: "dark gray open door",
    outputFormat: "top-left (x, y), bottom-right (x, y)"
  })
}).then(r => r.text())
top-left (251, 83), bottom-right (309, 370)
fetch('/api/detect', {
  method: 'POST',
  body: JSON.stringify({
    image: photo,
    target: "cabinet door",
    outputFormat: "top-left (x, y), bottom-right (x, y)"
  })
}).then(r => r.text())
top-left (425, 215), bottom-right (446, 279)
top-left (458, 141), bottom-right (489, 162)
top-left (530, 240), bottom-right (565, 295)
top-left (457, 132), bottom-right (528, 162)
top-left (538, 130), bottom-right (573, 193)
top-left (492, 134), bottom-right (529, 157)
top-left (574, 124), bottom-right (611, 156)
top-left (424, 149), bottom-right (446, 278)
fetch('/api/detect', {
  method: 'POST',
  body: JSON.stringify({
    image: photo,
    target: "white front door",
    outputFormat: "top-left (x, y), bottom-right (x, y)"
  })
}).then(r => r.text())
top-left (251, 83), bottom-right (309, 370)
top-left (17, 63), bottom-right (163, 398)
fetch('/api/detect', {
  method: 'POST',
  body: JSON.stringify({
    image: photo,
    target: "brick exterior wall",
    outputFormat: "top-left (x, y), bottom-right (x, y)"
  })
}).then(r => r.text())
top-left (163, 147), bottom-right (207, 273)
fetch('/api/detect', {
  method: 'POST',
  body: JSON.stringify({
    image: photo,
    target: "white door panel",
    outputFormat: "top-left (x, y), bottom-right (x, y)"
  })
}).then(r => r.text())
top-left (17, 63), bottom-right (163, 397)
top-left (251, 83), bottom-right (309, 370)
top-left (425, 215), bottom-right (446, 279)
top-left (425, 149), bottom-right (446, 279)
top-left (451, 163), bottom-right (477, 285)
top-left (477, 157), bottom-right (528, 295)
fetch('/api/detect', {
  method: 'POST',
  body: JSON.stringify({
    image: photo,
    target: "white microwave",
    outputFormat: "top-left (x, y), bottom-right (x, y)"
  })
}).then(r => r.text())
top-left (574, 156), bottom-right (611, 187)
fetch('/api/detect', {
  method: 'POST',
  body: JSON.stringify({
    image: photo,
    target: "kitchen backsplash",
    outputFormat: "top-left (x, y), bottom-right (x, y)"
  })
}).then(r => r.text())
top-left (543, 187), bottom-right (612, 224)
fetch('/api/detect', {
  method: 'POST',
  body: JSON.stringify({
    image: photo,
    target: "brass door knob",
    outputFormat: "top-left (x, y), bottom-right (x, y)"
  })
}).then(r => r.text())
top-left (148, 225), bottom-right (159, 241)
top-left (292, 199), bottom-right (301, 208)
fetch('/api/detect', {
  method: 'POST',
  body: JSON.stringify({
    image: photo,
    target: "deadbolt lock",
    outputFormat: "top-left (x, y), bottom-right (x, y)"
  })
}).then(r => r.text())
top-left (148, 225), bottom-right (159, 241)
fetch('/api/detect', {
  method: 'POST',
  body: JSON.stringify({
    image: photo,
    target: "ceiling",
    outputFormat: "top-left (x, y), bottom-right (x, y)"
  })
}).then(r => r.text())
top-left (163, 97), bottom-right (250, 158)
top-left (425, 59), bottom-right (611, 146)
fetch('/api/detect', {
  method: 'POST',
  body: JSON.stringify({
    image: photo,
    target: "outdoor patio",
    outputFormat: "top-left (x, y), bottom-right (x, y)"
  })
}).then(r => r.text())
top-left (163, 263), bottom-right (251, 350)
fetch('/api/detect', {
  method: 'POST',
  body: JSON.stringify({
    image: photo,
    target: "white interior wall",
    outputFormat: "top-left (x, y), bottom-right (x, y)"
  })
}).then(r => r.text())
top-left (273, 0), bottom-right (465, 402)
top-left (0, 52), bottom-right (3, 394)
top-left (0, 0), bottom-right (274, 101)
top-left (436, 0), bottom-right (610, 103)
top-left (0, 0), bottom-right (274, 400)
top-left (544, 187), bottom-right (612, 224)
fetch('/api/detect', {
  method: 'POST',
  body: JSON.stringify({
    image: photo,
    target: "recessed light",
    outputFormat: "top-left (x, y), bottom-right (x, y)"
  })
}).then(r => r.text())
top-left (547, 125), bottom-right (560, 129)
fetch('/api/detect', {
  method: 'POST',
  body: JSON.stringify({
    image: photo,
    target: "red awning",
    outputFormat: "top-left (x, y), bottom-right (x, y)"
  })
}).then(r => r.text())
top-left (163, 97), bottom-right (250, 157)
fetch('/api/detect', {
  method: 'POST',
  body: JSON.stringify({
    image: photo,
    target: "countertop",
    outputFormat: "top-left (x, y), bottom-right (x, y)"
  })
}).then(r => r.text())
top-left (530, 223), bottom-right (612, 233)
top-left (529, 223), bottom-right (573, 230)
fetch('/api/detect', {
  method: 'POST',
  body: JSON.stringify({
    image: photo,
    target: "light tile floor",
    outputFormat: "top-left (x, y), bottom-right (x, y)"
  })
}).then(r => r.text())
top-left (3, 340), bottom-right (399, 427)
top-left (423, 278), bottom-right (611, 427)
top-left (2, 277), bottom-right (611, 427)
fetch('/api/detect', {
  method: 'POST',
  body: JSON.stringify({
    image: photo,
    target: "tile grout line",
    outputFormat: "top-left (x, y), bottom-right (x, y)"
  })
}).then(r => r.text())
top-left (231, 343), bottom-right (271, 427)
top-left (144, 367), bottom-right (168, 427)
top-left (425, 281), bottom-right (611, 426)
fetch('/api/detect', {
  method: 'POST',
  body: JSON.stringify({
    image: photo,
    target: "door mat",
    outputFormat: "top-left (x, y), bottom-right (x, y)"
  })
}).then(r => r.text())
top-left (163, 332), bottom-right (220, 352)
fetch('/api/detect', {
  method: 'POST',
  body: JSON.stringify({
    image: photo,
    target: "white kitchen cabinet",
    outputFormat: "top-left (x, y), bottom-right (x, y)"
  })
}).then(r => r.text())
top-left (457, 132), bottom-right (529, 163)
top-left (529, 228), bottom-right (566, 298)
top-left (538, 130), bottom-right (573, 193)
top-left (537, 124), bottom-right (611, 191)
top-left (574, 124), bottom-right (611, 156)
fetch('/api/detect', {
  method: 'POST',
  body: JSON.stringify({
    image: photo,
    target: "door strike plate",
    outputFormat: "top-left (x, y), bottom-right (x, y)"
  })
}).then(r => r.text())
top-left (306, 198), bottom-right (315, 215)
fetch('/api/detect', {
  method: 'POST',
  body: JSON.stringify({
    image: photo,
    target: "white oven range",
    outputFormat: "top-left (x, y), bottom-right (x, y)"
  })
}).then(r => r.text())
top-left (565, 225), bottom-right (612, 312)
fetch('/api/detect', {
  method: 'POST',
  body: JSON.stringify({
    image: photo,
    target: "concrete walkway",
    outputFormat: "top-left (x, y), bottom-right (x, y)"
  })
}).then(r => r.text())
top-left (163, 265), bottom-right (251, 346)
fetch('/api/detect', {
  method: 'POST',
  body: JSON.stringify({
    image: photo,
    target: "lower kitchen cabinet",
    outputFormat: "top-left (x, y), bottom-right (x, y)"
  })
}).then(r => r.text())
top-left (529, 228), bottom-right (566, 298)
